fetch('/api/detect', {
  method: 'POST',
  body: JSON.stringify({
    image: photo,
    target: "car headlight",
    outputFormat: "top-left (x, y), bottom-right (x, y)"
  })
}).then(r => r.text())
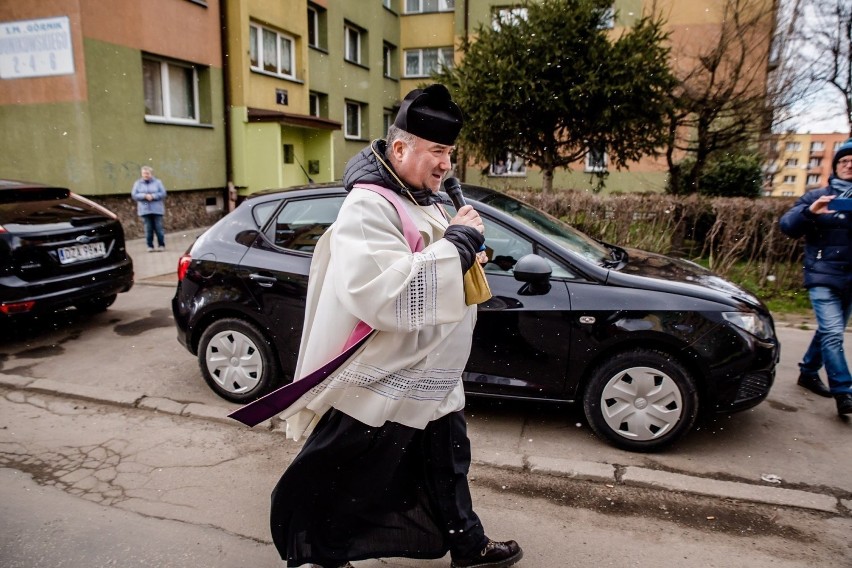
top-left (722, 312), bottom-right (774, 340)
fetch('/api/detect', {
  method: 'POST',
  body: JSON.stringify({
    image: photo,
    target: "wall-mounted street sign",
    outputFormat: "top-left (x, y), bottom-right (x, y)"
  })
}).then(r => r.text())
top-left (0, 16), bottom-right (75, 79)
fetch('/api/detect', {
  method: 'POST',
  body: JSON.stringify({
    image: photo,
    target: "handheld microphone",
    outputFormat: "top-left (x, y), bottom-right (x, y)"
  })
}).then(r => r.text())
top-left (443, 177), bottom-right (466, 209)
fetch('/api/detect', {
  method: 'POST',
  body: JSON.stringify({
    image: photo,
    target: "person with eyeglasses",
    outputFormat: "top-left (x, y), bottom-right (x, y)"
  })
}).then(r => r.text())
top-left (780, 138), bottom-right (852, 416)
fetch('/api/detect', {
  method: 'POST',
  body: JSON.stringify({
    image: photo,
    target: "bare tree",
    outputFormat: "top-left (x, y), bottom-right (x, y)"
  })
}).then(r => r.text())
top-left (799, 0), bottom-right (852, 136)
top-left (663, 0), bottom-right (780, 195)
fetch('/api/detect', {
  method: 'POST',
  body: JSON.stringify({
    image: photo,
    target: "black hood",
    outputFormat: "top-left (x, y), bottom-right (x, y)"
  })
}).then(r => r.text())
top-left (616, 247), bottom-right (763, 308)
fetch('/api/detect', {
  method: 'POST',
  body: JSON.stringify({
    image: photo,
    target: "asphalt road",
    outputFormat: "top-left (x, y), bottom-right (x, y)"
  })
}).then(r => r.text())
top-left (1, 389), bottom-right (849, 567)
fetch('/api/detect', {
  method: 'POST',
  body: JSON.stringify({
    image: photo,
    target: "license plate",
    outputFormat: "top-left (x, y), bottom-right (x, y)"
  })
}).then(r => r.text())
top-left (57, 242), bottom-right (107, 264)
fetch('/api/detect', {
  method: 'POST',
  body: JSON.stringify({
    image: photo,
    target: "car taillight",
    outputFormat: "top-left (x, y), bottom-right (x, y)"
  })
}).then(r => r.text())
top-left (177, 254), bottom-right (192, 281)
top-left (1, 301), bottom-right (35, 315)
top-left (0, 224), bottom-right (6, 233)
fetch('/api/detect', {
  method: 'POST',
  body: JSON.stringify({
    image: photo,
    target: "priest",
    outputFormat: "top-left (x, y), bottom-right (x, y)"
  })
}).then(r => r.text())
top-left (269, 84), bottom-right (524, 568)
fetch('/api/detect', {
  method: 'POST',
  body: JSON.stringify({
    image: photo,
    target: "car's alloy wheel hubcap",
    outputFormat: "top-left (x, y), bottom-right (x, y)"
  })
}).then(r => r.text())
top-left (600, 366), bottom-right (683, 441)
top-left (205, 330), bottom-right (263, 394)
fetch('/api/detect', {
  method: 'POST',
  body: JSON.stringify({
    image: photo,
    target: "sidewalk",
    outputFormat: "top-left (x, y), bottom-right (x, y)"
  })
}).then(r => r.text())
top-left (127, 228), bottom-right (209, 283)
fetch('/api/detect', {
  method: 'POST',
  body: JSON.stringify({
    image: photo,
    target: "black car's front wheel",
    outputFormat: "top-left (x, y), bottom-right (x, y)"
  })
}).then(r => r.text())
top-left (582, 349), bottom-right (698, 452)
top-left (198, 318), bottom-right (281, 403)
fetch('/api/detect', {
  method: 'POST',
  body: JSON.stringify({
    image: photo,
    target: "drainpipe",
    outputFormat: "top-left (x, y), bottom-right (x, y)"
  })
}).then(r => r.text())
top-left (219, 0), bottom-right (235, 211)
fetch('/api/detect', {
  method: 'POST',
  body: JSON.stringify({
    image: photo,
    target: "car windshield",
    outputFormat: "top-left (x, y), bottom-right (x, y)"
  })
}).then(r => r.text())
top-left (476, 193), bottom-right (611, 264)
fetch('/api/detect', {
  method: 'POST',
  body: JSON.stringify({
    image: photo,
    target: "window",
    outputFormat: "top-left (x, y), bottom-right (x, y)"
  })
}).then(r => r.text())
top-left (809, 158), bottom-right (822, 168)
top-left (307, 4), bottom-right (327, 49)
top-left (404, 47), bottom-right (453, 77)
top-left (143, 57), bottom-right (199, 124)
top-left (250, 23), bottom-right (295, 79)
top-left (266, 196), bottom-right (346, 252)
top-left (835, 141), bottom-right (844, 151)
top-left (492, 7), bottom-right (527, 30)
top-left (783, 175), bottom-right (796, 184)
top-left (383, 109), bottom-right (394, 136)
top-left (406, 0), bottom-right (454, 13)
top-left (785, 141), bottom-right (801, 151)
top-left (807, 174), bottom-right (821, 185)
top-left (490, 151), bottom-right (525, 175)
top-left (283, 144), bottom-right (295, 164)
top-left (344, 23), bottom-right (363, 64)
top-left (383, 42), bottom-right (396, 77)
top-left (600, 5), bottom-right (615, 29)
top-left (784, 158), bottom-right (798, 167)
top-left (308, 7), bottom-right (318, 47)
top-left (309, 91), bottom-right (327, 118)
top-left (383, 0), bottom-right (393, 8)
top-left (810, 141), bottom-right (824, 151)
top-left (585, 147), bottom-right (608, 172)
top-left (345, 101), bottom-right (363, 139)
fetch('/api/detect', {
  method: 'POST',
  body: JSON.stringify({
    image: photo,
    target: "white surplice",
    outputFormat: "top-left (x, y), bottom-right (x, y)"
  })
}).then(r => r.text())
top-left (283, 187), bottom-right (476, 440)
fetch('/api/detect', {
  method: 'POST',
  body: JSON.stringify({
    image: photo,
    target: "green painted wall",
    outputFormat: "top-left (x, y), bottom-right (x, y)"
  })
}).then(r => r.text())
top-left (0, 38), bottom-right (225, 197)
top-left (0, 101), bottom-right (97, 191)
top-left (462, 165), bottom-right (668, 194)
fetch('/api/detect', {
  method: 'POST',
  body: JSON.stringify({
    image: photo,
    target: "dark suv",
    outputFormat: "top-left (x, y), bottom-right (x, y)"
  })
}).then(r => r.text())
top-left (0, 180), bottom-right (134, 319)
top-left (173, 183), bottom-right (778, 452)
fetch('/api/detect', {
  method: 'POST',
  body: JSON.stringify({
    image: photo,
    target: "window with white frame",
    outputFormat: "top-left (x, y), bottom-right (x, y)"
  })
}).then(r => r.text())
top-left (807, 174), bottom-right (821, 185)
top-left (143, 57), bottom-right (199, 123)
top-left (249, 23), bottom-right (295, 79)
top-left (307, 3), bottom-right (327, 49)
top-left (404, 47), bottom-right (453, 77)
top-left (383, 42), bottom-right (396, 78)
top-left (345, 101), bottom-right (363, 139)
top-left (810, 141), bottom-right (824, 151)
top-left (406, 0), bottom-right (454, 14)
top-left (835, 141), bottom-right (844, 151)
top-left (492, 7), bottom-right (527, 30)
top-left (344, 23), bottom-right (363, 64)
top-left (785, 141), bottom-right (801, 151)
top-left (809, 157), bottom-right (822, 168)
top-left (585, 147), bottom-right (607, 172)
top-left (383, 0), bottom-right (393, 8)
top-left (783, 175), bottom-right (796, 184)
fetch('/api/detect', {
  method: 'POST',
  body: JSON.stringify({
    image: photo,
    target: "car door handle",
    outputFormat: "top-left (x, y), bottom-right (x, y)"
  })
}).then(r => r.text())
top-left (249, 273), bottom-right (277, 287)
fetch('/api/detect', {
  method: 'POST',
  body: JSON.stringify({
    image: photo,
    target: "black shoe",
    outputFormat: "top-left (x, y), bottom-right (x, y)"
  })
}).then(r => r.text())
top-left (836, 394), bottom-right (852, 415)
top-left (451, 539), bottom-right (523, 568)
top-left (797, 372), bottom-right (832, 398)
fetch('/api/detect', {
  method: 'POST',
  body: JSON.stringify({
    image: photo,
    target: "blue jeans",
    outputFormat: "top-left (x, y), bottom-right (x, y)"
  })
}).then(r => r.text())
top-left (800, 286), bottom-right (852, 395)
top-left (141, 214), bottom-right (165, 248)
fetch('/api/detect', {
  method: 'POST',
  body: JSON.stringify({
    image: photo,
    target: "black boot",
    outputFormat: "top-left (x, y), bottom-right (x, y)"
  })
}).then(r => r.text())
top-left (797, 372), bottom-right (832, 398)
top-left (836, 393), bottom-right (852, 415)
top-left (451, 539), bottom-right (523, 568)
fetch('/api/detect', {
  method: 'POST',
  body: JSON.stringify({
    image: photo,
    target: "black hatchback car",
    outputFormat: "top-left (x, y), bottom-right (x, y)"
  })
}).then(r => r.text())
top-left (172, 183), bottom-right (778, 452)
top-left (0, 180), bottom-right (133, 319)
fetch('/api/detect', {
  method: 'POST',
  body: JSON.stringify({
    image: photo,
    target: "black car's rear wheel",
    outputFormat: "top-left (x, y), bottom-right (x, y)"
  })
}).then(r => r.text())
top-left (198, 318), bottom-right (281, 403)
top-left (582, 349), bottom-right (698, 452)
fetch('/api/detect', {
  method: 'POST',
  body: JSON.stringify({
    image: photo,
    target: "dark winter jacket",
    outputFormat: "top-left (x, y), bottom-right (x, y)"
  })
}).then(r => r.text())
top-left (779, 177), bottom-right (852, 290)
top-left (342, 140), bottom-right (483, 272)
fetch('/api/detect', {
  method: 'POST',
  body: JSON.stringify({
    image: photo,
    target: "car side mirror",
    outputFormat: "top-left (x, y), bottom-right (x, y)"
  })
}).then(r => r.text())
top-left (513, 254), bottom-right (551, 295)
top-left (235, 229), bottom-right (259, 247)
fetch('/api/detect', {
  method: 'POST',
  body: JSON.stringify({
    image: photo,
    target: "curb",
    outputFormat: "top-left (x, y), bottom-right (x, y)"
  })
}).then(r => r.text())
top-left (1, 371), bottom-right (847, 516)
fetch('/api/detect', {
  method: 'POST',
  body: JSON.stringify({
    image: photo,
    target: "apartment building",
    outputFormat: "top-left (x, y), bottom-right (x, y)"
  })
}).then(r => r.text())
top-left (0, 0), bottom-right (779, 215)
top-left (764, 132), bottom-right (849, 197)
top-left (0, 0), bottom-right (227, 231)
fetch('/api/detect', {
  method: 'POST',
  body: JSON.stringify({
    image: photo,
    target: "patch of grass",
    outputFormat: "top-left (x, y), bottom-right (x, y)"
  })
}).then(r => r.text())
top-left (694, 259), bottom-right (812, 316)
